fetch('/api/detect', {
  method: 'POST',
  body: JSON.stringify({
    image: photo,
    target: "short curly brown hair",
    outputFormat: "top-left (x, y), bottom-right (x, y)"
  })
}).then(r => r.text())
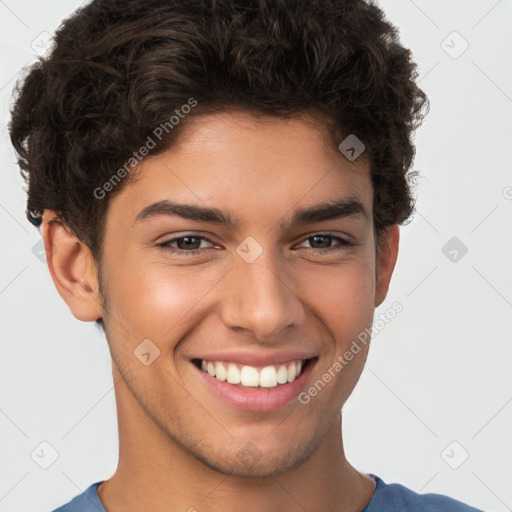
top-left (9, 0), bottom-right (428, 260)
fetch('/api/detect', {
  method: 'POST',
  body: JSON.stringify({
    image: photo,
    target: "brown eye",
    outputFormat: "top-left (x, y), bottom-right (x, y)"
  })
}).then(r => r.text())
top-left (297, 233), bottom-right (354, 253)
top-left (158, 234), bottom-right (216, 255)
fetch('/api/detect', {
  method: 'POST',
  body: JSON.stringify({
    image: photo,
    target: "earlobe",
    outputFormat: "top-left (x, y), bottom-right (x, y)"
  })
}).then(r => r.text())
top-left (41, 211), bottom-right (103, 322)
top-left (374, 224), bottom-right (400, 308)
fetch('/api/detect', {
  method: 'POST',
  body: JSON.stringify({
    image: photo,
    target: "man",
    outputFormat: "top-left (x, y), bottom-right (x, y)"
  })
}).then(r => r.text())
top-left (9, 0), bottom-right (484, 510)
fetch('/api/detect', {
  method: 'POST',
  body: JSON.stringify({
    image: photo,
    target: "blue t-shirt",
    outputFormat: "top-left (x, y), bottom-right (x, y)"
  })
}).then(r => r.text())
top-left (51, 474), bottom-right (485, 511)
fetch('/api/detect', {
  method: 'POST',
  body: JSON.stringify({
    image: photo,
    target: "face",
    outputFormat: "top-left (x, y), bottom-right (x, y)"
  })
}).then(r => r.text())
top-left (96, 110), bottom-right (392, 477)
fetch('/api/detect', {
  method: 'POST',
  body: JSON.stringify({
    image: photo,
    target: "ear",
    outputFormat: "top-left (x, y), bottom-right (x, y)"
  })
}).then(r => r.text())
top-left (41, 210), bottom-right (103, 322)
top-left (374, 224), bottom-right (399, 308)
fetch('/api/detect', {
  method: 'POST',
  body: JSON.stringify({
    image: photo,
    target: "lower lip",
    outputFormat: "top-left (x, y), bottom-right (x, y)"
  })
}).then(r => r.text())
top-left (193, 359), bottom-right (317, 412)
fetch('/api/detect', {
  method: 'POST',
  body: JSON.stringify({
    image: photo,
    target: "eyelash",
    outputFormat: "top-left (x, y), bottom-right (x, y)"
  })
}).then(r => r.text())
top-left (157, 233), bottom-right (355, 256)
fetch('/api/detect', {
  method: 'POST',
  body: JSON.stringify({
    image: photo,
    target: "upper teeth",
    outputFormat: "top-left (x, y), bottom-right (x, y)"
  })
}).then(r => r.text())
top-left (200, 360), bottom-right (304, 388)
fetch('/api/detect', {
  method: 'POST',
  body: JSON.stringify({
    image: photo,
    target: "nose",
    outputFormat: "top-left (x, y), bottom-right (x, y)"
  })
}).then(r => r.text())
top-left (219, 246), bottom-right (306, 341)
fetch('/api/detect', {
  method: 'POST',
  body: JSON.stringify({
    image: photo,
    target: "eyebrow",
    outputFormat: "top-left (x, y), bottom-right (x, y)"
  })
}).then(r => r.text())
top-left (133, 196), bottom-right (367, 228)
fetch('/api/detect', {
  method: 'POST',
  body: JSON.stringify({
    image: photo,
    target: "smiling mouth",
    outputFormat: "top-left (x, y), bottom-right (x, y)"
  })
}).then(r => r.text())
top-left (192, 358), bottom-right (317, 389)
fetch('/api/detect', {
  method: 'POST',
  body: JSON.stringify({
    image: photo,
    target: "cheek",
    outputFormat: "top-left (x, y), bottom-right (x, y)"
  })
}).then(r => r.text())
top-left (103, 255), bottom-right (224, 341)
top-left (297, 253), bottom-right (376, 343)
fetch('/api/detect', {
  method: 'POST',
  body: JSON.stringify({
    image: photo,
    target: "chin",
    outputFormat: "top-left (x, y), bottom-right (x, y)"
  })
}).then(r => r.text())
top-left (189, 436), bottom-right (319, 478)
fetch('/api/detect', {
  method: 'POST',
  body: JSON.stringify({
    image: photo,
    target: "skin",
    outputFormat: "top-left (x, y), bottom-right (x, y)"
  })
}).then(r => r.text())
top-left (42, 110), bottom-right (399, 512)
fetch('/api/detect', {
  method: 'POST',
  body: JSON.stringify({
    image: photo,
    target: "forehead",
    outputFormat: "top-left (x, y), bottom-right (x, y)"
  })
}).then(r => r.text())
top-left (107, 110), bottom-right (372, 227)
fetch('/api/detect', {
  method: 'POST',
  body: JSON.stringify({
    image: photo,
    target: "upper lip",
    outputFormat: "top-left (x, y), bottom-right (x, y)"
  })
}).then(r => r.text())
top-left (191, 350), bottom-right (318, 367)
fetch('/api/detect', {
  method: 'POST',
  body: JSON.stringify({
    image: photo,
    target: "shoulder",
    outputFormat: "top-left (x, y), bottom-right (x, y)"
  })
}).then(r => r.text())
top-left (50, 481), bottom-right (105, 512)
top-left (365, 475), bottom-right (485, 512)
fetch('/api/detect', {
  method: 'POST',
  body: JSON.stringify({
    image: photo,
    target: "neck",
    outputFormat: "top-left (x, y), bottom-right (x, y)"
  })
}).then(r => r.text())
top-left (98, 368), bottom-right (376, 512)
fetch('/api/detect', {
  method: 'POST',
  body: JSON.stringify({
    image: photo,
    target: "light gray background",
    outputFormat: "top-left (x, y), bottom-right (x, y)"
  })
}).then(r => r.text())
top-left (1, 1), bottom-right (511, 511)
